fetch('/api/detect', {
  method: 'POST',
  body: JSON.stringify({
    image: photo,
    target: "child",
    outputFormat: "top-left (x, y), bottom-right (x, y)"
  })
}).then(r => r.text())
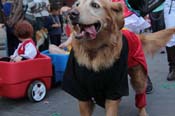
top-left (45, 3), bottom-right (62, 46)
top-left (10, 20), bottom-right (39, 62)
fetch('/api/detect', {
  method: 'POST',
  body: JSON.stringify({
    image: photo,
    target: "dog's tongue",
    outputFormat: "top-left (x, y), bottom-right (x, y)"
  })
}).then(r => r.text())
top-left (84, 25), bottom-right (97, 39)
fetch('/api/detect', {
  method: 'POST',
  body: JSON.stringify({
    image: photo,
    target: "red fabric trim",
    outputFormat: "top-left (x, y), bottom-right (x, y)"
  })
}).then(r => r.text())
top-left (135, 92), bottom-right (147, 108)
top-left (122, 29), bottom-right (148, 74)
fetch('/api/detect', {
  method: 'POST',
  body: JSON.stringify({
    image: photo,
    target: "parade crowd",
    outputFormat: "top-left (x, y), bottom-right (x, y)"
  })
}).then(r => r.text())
top-left (0, 0), bottom-right (71, 55)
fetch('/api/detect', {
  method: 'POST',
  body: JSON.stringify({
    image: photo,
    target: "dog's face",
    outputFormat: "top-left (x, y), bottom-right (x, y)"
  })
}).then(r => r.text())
top-left (68, 0), bottom-right (124, 71)
top-left (69, 0), bottom-right (124, 41)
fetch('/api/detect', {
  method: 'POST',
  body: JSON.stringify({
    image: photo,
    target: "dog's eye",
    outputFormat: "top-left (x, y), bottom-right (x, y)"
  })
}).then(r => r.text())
top-left (76, 2), bottom-right (80, 7)
top-left (74, 2), bottom-right (80, 7)
top-left (91, 2), bottom-right (100, 9)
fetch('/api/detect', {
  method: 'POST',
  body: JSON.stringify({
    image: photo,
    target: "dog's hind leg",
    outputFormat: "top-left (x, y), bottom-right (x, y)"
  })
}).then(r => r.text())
top-left (128, 65), bottom-right (148, 116)
top-left (79, 100), bottom-right (95, 116)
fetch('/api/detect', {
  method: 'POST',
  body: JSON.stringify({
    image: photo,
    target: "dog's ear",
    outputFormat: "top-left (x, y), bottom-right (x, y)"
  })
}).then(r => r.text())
top-left (111, 2), bottom-right (124, 30)
top-left (111, 2), bottom-right (123, 13)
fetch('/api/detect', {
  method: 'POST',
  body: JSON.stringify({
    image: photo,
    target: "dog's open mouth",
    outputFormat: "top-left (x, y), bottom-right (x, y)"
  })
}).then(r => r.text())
top-left (73, 22), bottom-right (101, 40)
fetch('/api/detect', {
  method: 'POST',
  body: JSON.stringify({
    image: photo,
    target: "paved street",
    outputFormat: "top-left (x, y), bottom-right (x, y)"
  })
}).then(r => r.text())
top-left (0, 48), bottom-right (175, 116)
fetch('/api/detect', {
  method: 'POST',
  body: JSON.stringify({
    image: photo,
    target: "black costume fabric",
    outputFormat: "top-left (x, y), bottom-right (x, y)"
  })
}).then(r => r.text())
top-left (126, 0), bottom-right (165, 16)
top-left (63, 36), bottom-right (128, 107)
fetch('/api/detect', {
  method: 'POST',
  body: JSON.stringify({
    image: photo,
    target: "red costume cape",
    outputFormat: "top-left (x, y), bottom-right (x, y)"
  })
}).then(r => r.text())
top-left (122, 29), bottom-right (148, 74)
top-left (122, 29), bottom-right (147, 108)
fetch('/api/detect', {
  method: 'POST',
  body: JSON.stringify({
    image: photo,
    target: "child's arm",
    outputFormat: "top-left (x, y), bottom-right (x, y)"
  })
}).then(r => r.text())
top-left (49, 44), bottom-right (67, 54)
top-left (59, 36), bottom-right (73, 48)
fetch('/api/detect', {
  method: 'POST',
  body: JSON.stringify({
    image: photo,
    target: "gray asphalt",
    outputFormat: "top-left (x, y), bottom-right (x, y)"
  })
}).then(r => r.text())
top-left (0, 31), bottom-right (175, 116)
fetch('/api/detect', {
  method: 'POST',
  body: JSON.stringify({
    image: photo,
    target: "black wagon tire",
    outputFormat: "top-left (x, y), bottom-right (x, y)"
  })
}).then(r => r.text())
top-left (27, 80), bottom-right (47, 102)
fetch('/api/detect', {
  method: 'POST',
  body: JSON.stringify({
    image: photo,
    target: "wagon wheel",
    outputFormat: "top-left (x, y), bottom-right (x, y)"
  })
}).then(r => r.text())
top-left (27, 80), bottom-right (47, 102)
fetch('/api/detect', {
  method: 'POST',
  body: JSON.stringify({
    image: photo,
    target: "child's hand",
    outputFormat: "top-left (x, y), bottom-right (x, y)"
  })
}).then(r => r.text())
top-left (12, 56), bottom-right (22, 62)
top-left (10, 55), bottom-right (14, 59)
top-left (10, 55), bottom-right (15, 61)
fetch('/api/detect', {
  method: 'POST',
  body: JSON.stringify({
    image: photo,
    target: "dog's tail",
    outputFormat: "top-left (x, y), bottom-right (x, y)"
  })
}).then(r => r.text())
top-left (139, 28), bottom-right (175, 55)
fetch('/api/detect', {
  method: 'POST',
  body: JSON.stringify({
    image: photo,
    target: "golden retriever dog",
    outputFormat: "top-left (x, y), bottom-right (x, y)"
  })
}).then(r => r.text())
top-left (35, 28), bottom-right (48, 49)
top-left (62, 0), bottom-right (175, 116)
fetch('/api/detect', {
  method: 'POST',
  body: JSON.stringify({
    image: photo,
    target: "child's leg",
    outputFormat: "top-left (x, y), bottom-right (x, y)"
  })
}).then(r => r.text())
top-left (0, 57), bottom-right (11, 62)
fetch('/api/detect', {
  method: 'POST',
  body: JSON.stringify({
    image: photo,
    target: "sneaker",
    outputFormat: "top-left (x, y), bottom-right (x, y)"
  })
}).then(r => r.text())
top-left (167, 70), bottom-right (175, 81)
top-left (160, 50), bottom-right (165, 54)
top-left (146, 76), bottom-right (153, 94)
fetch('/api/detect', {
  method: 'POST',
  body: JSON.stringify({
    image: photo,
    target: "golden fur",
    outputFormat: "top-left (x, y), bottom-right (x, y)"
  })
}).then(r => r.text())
top-left (35, 28), bottom-right (48, 49)
top-left (70, 0), bottom-right (175, 72)
top-left (139, 28), bottom-right (175, 54)
top-left (71, 0), bottom-right (124, 71)
top-left (67, 0), bottom-right (175, 115)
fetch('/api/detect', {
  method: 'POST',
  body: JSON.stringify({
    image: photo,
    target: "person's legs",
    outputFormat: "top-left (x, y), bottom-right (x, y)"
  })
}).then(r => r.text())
top-left (149, 10), bottom-right (165, 54)
top-left (0, 57), bottom-right (10, 62)
top-left (105, 99), bottom-right (120, 116)
top-left (166, 46), bottom-right (175, 81)
top-left (164, 1), bottom-right (175, 80)
top-left (79, 100), bottom-right (94, 116)
top-left (149, 10), bottom-right (165, 33)
top-left (6, 26), bottom-right (20, 56)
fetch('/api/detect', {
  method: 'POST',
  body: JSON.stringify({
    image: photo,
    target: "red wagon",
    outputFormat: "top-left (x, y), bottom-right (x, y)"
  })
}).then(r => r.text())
top-left (0, 54), bottom-right (52, 102)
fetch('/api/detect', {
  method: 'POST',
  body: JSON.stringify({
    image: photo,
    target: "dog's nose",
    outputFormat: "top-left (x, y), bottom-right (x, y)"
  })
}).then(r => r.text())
top-left (68, 9), bottom-right (80, 24)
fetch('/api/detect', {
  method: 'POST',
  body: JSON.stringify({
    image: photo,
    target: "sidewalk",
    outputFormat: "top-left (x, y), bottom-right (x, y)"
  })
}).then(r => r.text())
top-left (0, 50), bottom-right (175, 116)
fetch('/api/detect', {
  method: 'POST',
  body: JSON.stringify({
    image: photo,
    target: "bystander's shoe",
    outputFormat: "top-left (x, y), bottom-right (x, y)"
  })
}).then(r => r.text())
top-left (146, 76), bottom-right (153, 94)
top-left (166, 46), bottom-right (175, 81)
top-left (167, 69), bottom-right (175, 81)
top-left (160, 50), bottom-right (165, 54)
